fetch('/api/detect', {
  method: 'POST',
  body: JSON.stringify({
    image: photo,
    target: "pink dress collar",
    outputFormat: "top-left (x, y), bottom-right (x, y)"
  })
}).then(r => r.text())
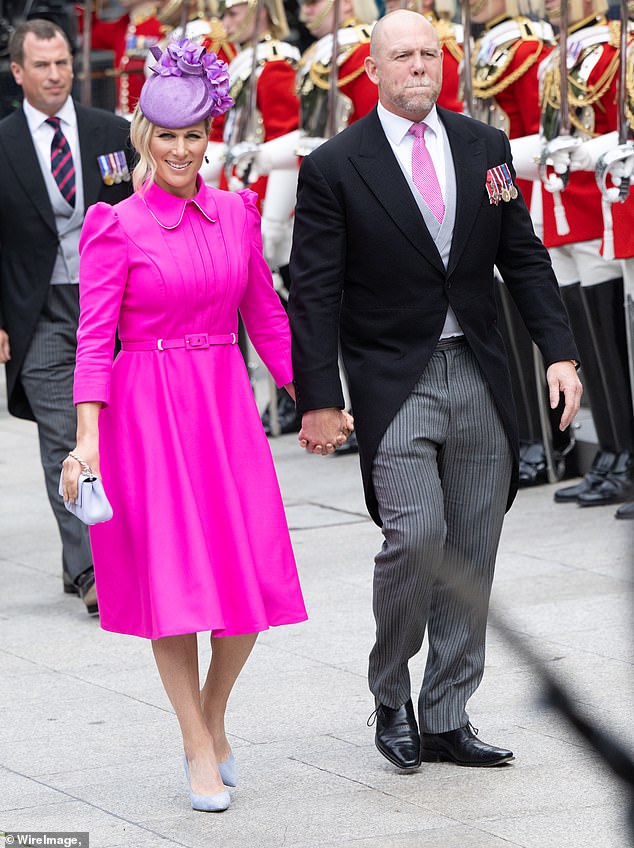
top-left (142, 175), bottom-right (218, 230)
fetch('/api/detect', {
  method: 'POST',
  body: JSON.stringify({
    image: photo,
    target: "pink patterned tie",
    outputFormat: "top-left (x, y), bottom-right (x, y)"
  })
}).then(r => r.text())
top-left (408, 122), bottom-right (444, 224)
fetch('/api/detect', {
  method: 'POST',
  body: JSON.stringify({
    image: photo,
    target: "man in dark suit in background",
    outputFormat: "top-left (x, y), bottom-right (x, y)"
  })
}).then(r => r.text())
top-left (0, 19), bottom-right (133, 614)
top-left (289, 10), bottom-right (582, 771)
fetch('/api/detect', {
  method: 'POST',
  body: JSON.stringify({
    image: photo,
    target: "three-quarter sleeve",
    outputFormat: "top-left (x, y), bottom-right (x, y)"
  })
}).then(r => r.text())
top-left (74, 202), bottom-right (129, 406)
top-left (237, 189), bottom-right (293, 387)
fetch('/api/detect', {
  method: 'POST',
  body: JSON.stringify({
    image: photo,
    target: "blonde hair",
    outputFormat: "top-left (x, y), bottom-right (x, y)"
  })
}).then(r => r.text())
top-left (129, 107), bottom-right (212, 193)
top-left (130, 108), bottom-right (157, 193)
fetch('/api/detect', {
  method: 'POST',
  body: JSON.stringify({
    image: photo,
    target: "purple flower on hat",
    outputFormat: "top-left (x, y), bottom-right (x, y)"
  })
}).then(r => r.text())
top-left (144, 38), bottom-right (234, 122)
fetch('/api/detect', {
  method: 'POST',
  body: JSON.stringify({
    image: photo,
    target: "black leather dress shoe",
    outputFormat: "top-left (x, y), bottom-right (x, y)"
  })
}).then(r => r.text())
top-left (554, 450), bottom-right (616, 503)
top-left (372, 699), bottom-right (420, 770)
top-left (74, 567), bottom-right (98, 616)
top-left (63, 574), bottom-right (79, 595)
top-left (615, 501), bottom-right (634, 520)
top-left (518, 441), bottom-right (548, 487)
top-left (420, 725), bottom-right (514, 767)
top-left (577, 451), bottom-right (634, 507)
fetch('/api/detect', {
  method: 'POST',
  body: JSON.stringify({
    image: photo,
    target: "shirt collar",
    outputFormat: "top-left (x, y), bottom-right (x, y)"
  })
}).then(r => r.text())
top-left (141, 175), bottom-right (218, 229)
top-left (23, 96), bottom-right (76, 134)
top-left (377, 102), bottom-right (442, 146)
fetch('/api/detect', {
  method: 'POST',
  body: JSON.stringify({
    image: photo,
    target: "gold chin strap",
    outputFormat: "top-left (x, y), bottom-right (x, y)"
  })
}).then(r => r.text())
top-left (232, 0), bottom-right (258, 44)
top-left (302, 0), bottom-right (335, 32)
top-left (470, 0), bottom-right (489, 16)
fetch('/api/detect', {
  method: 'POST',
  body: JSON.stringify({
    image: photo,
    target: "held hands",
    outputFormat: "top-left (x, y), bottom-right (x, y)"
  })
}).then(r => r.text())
top-left (298, 408), bottom-right (354, 455)
top-left (0, 329), bottom-right (10, 363)
top-left (546, 361), bottom-right (583, 432)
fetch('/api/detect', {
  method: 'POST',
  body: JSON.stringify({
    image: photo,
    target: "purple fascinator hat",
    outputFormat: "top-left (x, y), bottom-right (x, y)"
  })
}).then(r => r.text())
top-left (139, 38), bottom-right (233, 128)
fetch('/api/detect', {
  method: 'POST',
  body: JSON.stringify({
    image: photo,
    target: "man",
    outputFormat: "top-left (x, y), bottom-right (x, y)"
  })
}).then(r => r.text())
top-left (298, 0), bottom-right (378, 130)
top-left (0, 20), bottom-right (133, 614)
top-left (78, 0), bottom-right (165, 117)
top-left (383, 0), bottom-right (463, 113)
top-left (470, 0), bottom-right (564, 487)
top-left (536, 0), bottom-right (634, 509)
top-left (220, 0), bottom-right (300, 213)
top-left (288, 10), bottom-right (582, 770)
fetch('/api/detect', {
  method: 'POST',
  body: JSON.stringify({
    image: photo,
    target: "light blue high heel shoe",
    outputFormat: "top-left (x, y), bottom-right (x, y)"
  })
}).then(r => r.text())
top-left (183, 755), bottom-right (231, 812)
top-left (218, 751), bottom-right (237, 788)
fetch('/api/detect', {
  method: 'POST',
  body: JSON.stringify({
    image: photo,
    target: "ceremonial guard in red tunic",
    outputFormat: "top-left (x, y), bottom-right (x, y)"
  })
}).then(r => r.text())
top-left (470, 0), bottom-right (563, 487)
top-left (220, 0), bottom-right (300, 212)
top-left (79, 0), bottom-right (165, 116)
top-left (514, 0), bottom-right (634, 507)
top-left (224, 0), bottom-right (379, 271)
top-left (570, 39), bottom-right (634, 517)
top-left (472, 0), bottom-right (554, 206)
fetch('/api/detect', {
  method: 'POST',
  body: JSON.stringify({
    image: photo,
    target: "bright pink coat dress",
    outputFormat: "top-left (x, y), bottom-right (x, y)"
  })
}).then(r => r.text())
top-left (74, 179), bottom-right (307, 639)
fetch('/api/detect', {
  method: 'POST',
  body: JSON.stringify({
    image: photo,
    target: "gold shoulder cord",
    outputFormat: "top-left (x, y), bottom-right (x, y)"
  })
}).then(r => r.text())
top-left (230, 36), bottom-right (296, 102)
top-left (307, 22), bottom-right (370, 91)
top-left (207, 19), bottom-right (237, 60)
top-left (473, 40), bottom-right (545, 98)
top-left (434, 19), bottom-right (463, 63)
top-left (627, 46), bottom-right (634, 129)
top-left (541, 42), bottom-right (620, 137)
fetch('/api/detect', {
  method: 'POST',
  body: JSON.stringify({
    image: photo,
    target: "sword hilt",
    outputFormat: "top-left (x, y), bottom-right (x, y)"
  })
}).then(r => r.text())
top-left (538, 134), bottom-right (582, 194)
top-left (595, 141), bottom-right (634, 205)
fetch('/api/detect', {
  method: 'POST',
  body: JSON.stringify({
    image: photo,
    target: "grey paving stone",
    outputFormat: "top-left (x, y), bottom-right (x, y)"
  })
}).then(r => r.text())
top-left (479, 803), bottom-right (632, 848)
top-left (1, 384), bottom-right (632, 848)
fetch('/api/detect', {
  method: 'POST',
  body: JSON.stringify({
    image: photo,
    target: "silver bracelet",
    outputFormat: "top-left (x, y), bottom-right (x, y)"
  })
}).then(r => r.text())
top-left (68, 452), bottom-right (92, 475)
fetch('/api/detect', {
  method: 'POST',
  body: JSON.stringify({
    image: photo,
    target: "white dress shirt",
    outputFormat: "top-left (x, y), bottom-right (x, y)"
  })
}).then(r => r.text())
top-left (377, 102), bottom-right (447, 200)
top-left (23, 96), bottom-right (80, 175)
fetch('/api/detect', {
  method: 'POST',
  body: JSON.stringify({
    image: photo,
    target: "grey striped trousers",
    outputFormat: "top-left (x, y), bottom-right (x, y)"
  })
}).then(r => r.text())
top-left (369, 339), bottom-right (512, 734)
top-left (20, 284), bottom-right (92, 584)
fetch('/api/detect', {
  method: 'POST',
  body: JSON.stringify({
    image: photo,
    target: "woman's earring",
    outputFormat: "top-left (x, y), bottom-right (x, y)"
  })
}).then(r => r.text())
top-left (204, 155), bottom-right (210, 164)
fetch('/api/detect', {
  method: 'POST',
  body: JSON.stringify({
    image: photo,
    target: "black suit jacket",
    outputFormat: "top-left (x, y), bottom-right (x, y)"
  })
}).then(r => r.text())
top-left (0, 101), bottom-right (133, 420)
top-left (288, 106), bottom-right (579, 525)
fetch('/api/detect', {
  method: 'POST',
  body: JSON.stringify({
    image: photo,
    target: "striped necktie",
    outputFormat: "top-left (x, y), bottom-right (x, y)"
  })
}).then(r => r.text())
top-left (46, 116), bottom-right (76, 208)
top-left (408, 122), bottom-right (444, 224)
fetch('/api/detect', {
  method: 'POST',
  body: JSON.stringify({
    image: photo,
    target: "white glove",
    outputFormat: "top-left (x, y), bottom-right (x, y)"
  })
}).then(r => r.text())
top-left (261, 168), bottom-right (299, 268)
top-left (226, 142), bottom-right (261, 185)
top-left (199, 142), bottom-right (227, 187)
top-left (572, 132), bottom-right (619, 172)
top-left (296, 135), bottom-right (328, 158)
top-left (262, 218), bottom-right (293, 269)
top-left (604, 155), bottom-right (634, 186)
top-left (230, 131), bottom-right (304, 183)
top-left (256, 130), bottom-right (303, 174)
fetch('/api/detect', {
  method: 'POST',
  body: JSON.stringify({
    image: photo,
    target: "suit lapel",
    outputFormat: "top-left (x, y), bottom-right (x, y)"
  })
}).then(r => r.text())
top-left (76, 104), bottom-right (106, 207)
top-left (439, 108), bottom-right (488, 277)
top-left (349, 108), bottom-right (489, 279)
top-left (349, 109), bottom-right (446, 275)
top-left (0, 109), bottom-right (57, 234)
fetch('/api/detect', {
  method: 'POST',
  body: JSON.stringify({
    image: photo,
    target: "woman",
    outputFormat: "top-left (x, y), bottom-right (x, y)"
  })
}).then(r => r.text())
top-left (60, 39), bottom-right (308, 813)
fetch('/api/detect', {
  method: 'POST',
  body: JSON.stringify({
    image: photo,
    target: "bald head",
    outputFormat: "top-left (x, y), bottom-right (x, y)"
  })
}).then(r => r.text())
top-left (370, 10), bottom-right (440, 59)
top-left (365, 9), bottom-right (443, 122)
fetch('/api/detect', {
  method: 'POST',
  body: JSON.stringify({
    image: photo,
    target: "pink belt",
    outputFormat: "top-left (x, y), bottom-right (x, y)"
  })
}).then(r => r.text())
top-left (121, 332), bottom-right (237, 352)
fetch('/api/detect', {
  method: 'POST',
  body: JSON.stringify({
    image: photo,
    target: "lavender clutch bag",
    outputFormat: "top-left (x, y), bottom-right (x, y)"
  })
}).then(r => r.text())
top-left (58, 470), bottom-right (113, 525)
